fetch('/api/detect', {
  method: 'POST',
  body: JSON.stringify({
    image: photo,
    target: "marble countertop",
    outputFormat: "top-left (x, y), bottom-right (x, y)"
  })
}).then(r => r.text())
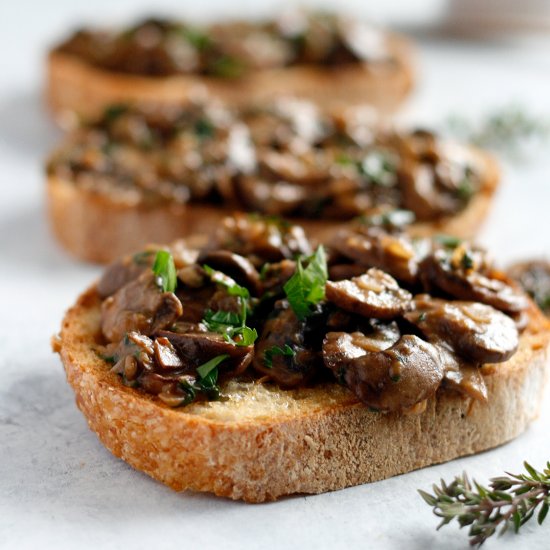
top-left (1, 1), bottom-right (550, 548)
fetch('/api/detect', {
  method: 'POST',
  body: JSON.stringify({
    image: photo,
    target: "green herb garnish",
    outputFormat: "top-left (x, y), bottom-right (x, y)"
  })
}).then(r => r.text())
top-left (202, 310), bottom-right (257, 347)
top-left (461, 251), bottom-right (474, 270)
top-left (436, 234), bottom-right (462, 249)
top-left (175, 354), bottom-right (227, 405)
top-left (203, 265), bottom-right (250, 299)
top-left (209, 55), bottom-right (245, 78)
top-left (196, 353), bottom-right (229, 380)
top-left (175, 354), bottom-right (229, 406)
top-left (420, 461), bottom-right (550, 547)
top-left (457, 178), bottom-right (475, 201)
top-left (202, 267), bottom-right (257, 346)
top-left (445, 104), bottom-right (550, 157)
top-left (152, 250), bottom-right (177, 293)
top-left (264, 344), bottom-right (295, 368)
top-left (283, 246), bottom-right (328, 320)
top-left (359, 150), bottom-right (397, 187)
top-left (179, 26), bottom-right (211, 50)
top-left (194, 118), bottom-right (215, 139)
top-left (104, 104), bottom-right (128, 123)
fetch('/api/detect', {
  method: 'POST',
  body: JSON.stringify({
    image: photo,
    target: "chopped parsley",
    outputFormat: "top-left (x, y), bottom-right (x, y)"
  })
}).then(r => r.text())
top-left (283, 246), bottom-right (328, 321)
top-left (196, 353), bottom-right (229, 380)
top-left (179, 26), bottom-right (211, 50)
top-left (456, 177), bottom-right (474, 201)
top-left (104, 104), bottom-right (128, 123)
top-left (203, 265), bottom-right (250, 299)
top-left (264, 344), bottom-right (295, 368)
top-left (202, 266), bottom-right (257, 347)
top-left (461, 251), bottom-right (475, 270)
top-left (194, 118), bottom-right (215, 139)
top-left (176, 354), bottom-right (230, 405)
top-left (435, 234), bottom-right (462, 249)
top-left (359, 150), bottom-right (397, 187)
top-left (209, 55), bottom-right (244, 78)
top-left (152, 250), bottom-right (177, 293)
top-left (203, 309), bottom-right (257, 347)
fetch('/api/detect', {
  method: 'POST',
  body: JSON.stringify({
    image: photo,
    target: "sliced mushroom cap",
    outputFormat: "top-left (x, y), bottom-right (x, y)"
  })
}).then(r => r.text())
top-left (154, 336), bottom-right (185, 369)
top-left (253, 303), bottom-right (319, 387)
top-left (405, 295), bottom-right (519, 364)
top-left (331, 227), bottom-right (419, 284)
top-left (101, 272), bottom-right (183, 342)
top-left (234, 174), bottom-right (308, 216)
top-left (322, 323), bottom-right (400, 371)
top-left (97, 251), bottom-right (155, 298)
top-left (399, 161), bottom-right (459, 220)
top-left (508, 259), bottom-right (550, 315)
top-left (210, 214), bottom-right (312, 264)
top-left (156, 330), bottom-right (253, 375)
top-left (444, 363), bottom-right (488, 402)
top-left (258, 150), bottom-right (331, 186)
top-left (109, 330), bottom-right (155, 381)
top-left (432, 342), bottom-right (488, 402)
top-left (326, 268), bottom-right (412, 319)
top-left (421, 249), bottom-right (529, 314)
top-left (198, 250), bottom-right (261, 295)
top-left (327, 334), bottom-right (444, 412)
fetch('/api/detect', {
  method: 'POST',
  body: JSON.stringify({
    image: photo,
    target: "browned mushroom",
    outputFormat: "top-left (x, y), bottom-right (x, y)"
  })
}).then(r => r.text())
top-left (253, 301), bottom-right (320, 387)
top-left (326, 268), bottom-right (412, 319)
top-left (421, 248), bottom-right (528, 314)
top-left (101, 272), bottom-right (183, 342)
top-left (323, 333), bottom-right (444, 412)
top-left (405, 295), bottom-right (519, 363)
top-left (198, 250), bottom-right (261, 295)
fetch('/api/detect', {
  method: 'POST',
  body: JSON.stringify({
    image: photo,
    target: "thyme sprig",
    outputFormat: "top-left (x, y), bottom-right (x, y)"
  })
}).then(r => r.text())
top-left (445, 104), bottom-right (550, 157)
top-left (419, 461), bottom-right (550, 546)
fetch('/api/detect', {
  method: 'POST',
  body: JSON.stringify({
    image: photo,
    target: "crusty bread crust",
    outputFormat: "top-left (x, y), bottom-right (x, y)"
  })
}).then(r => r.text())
top-left (46, 33), bottom-right (414, 127)
top-left (46, 147), bottom-right (499, 264)
top-left (55, 286), bottom-right (550, 502)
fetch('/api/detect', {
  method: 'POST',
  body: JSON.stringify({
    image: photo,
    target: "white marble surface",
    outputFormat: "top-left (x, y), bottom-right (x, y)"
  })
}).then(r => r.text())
top-left (1, 1), bottom-right (550, 549)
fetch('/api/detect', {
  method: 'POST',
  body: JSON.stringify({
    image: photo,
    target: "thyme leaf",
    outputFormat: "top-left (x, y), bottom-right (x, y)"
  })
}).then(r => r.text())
top-left (420, 461), bottom-right (550, 546)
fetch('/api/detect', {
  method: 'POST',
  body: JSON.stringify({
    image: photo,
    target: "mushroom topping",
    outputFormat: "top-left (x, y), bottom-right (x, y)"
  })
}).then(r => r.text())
top-left (405, 295), bottom-right (519, 363)
top-left (258, 150), bottom-right (331, 186)
top-left (326, 268), bottom-right (412, 319)
top-left (209, 214), bottom-right (312, 264)
top-left (253, 302), bottom-right (319, 387)
top-left (400, 162), bottom-right (453, 220)
top-left (153, 336), bottom-right (184, 370)
top-left (444, 364), bottom-right (488, 402)
top-left (156, 330), bottom-right (253, 375)
top-left (331, 226), bottom-right (419, 284)
top-left (508, 260), bottom-right (550, 315)
top-left (101, 272), bottom-right (183, 342)
top-left (323, 334), bottom-right (444, 412)
top-left (198, 250), bottom-right (261, 295)
top-left (322, 322), bottom-right (400, 371)
top-left (97, 250), bottom-right (156, 298)
top-left (421, 247), bottom-right (528, 314)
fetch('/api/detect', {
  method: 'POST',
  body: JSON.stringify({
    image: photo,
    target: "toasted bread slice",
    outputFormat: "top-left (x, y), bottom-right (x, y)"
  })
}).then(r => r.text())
top-left (46, 145), bottom-right (499, 264)
top-left (55, 286), bottom-right (550, 502)
top-left (46, 32), bottom-right (414, 127)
